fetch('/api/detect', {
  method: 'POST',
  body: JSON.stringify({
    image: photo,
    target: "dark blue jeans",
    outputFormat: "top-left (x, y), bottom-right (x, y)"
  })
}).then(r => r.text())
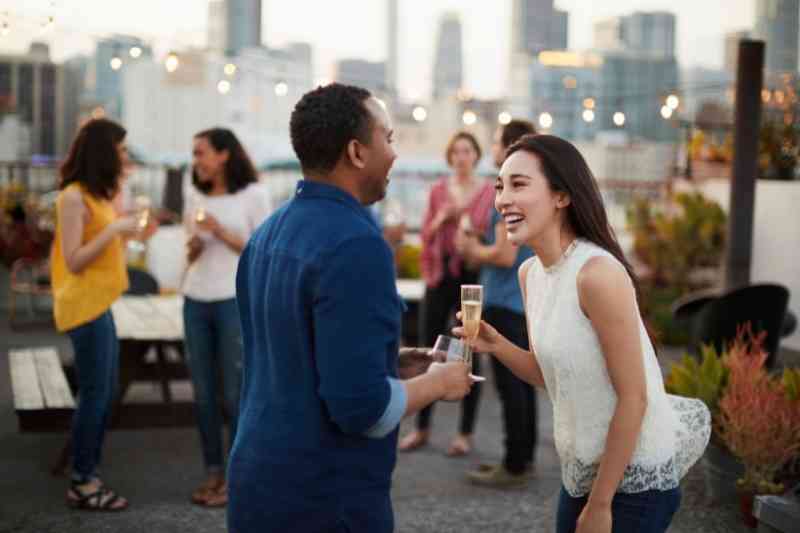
top-left (183, 297), bottom-right (243, 472)
top-left (556, 485), bottom-right (681, 533)
top-left (67, 310), bottom-right (119, 483)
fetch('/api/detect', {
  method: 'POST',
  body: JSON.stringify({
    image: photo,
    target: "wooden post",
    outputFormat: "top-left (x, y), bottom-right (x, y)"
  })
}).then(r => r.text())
top-left (725, 40), bottom-right (765, 290)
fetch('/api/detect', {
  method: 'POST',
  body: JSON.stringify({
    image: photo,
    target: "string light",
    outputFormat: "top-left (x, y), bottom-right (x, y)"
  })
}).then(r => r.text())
top-left (582, 109), bottom-right (595, 123)
top-left (498, 111), bottom-right (512, 125)
top-left (224, 63), bottom-right (237, 76)
top-left (539, 112), bottom-right (553, 129)
top-left (462, 110), bottom-right (477, 126)
top-left (666, 94), bottom-right (680, 110)
top-left (583, 98), bottom-right (595, 109)
top-left (164, 52), bottom-right (179, 73)
top-left (129, 46), bottom-right (142, 58)
top-left (660, 105), bottom-right (673, 119)
top-left (274, 81), bottom-right (289, 96)
top-left (110, 56), bottom-right (122, 70)
top-left (217, 80), bottom-right (231, 94)
top-left (412, 106), bottom-right (428, 122)
top-left (613, 112), bottom-right (626, 127)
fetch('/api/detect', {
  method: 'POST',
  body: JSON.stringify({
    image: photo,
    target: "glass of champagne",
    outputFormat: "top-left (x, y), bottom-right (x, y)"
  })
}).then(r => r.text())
top-left (134, 195), bottom-right (151, 234)
top-left (460, 284), bottom-right (483, 366)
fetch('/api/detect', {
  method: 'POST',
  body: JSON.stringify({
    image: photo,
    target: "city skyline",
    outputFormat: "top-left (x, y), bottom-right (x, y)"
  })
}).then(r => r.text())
top-left (0, 0), bottom-right (764, 99)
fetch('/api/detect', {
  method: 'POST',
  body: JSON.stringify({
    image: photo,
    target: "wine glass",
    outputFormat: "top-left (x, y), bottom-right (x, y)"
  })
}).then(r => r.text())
top-left (134, 195), bottom-right (151, 233)
top-left (432, 335), bottom-right (485, 381)
top-left (460, 284), bottom-right (484, 366)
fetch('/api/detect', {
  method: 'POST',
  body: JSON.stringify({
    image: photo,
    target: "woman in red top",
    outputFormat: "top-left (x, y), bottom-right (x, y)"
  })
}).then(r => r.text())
top-left (399, 131), bottom-right (494, 456)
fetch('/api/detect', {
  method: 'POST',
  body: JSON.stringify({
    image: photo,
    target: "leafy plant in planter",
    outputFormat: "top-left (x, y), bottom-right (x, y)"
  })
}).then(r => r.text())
top-left (759, 120), bottom-right (799, 181)
top-left (665, 344), bottom-right (729, 422)
top-left (626, 192), bottom-right (726, 344)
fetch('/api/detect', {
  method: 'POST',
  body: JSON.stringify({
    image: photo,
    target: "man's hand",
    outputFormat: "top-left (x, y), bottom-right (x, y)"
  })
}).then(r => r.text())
top-left (397, 347), bottom-right (445, 380)
top-left (187, 235), bottom-right (204, 264)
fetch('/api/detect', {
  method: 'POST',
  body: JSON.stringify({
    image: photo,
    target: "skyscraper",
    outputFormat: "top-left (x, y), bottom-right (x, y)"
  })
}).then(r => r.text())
top-left (620, 12), bottom-right (676, 57)
top-left (432, 12), bottom-right (463, 99)
top-left (511, 0), bottom-right (569, 55)
top-left (334, 59), bottom-right (387, 94)
top-left (754, 0), bottom-right (799, 73)
top-left (226, 0), bottom-right (263, 56)
top-left (208, 0), bottom-right (227, 54)
top-left (387, 0), bottom-right (398, 97)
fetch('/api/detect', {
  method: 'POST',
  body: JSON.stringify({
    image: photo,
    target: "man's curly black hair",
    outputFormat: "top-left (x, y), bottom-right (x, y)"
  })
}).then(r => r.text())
top-left (290, 83), bottom-right (374, 175)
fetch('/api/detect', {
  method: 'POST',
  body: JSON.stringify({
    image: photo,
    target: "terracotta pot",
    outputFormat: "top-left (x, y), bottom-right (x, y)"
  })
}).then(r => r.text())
top-left (737, 491), bottom-right (757, 528)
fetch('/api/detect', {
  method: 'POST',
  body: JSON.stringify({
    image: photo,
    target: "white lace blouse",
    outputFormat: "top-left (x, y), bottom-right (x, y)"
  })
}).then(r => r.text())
top-left (524, 239), bottom-right (710, 497)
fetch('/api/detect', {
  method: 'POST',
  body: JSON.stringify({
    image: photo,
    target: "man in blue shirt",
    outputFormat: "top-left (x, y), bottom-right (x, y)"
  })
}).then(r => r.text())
top-left (456, 120), bottom-right (538, 489)
top-left (229, 83), bottom-right (473, 533)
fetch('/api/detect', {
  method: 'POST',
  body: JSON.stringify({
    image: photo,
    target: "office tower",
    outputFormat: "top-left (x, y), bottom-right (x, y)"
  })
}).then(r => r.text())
top-left (754, 0), bottom-right (799, 72)
top-left (432, 12), bottom-right (463, 99)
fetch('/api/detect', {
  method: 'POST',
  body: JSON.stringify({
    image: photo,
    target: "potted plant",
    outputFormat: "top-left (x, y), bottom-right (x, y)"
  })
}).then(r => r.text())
top-left (716, 329), bottom-right (800, 527)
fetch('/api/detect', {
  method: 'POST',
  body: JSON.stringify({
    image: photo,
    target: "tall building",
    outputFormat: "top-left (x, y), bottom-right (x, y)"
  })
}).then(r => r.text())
top-left (594, 18), bottom-right (624, 50)
top-left (334, 59), bottom-right (387, 94)
top-left (226, 0), bottom-right (263, 56)
top-left (0, 43), bottom-right (66, 157)
top-left (387, 0), bottom-right (398, 97)
top-left (511, 0), bottom-right (569, 55)
top-left (724, 30), bottom-right (750, 74)
top-left (93, 35), bottom-right (153, 120)
top-left (62, 55), bottom-right (91, 151)
top-left (754, 0), bottom-right (799, 73)
top-left (208, 0), bottom-right (227, 53)
top-left (432, 12), bottom-right (463, 99)
top-left (620, 12), bottom-right (676, 57)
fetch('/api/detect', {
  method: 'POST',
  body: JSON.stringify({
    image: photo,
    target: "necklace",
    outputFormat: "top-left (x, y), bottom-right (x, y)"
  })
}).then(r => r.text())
top-left (542, 239), bottom-right (580, 274)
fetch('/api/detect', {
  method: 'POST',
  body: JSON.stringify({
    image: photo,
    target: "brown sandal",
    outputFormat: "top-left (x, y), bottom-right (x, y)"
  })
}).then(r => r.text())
top-left (191, 476), bottom-right (225, 505)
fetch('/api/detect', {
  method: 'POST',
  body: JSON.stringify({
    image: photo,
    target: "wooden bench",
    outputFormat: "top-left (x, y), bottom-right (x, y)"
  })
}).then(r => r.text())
top-left (9, 347), bottom-right (75, 432)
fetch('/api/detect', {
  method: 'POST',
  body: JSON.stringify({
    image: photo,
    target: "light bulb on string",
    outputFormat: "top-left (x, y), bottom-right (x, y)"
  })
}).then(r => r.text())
top-left (660, 105), bottom-right (673, 119)
top-left (582, 109), bottom-right (595, 123)
top-left (129, 46), bottom-right (142, 59)
top-left (224, 63), bottom-right (237, 77)
top-left (110, 56), bottom-right (122, 70)
top-left (274, 81), bottom-right (289, 96)
top-left (613, 112), bottom-right (626, 127)
top-left (538, 112), bottom-right (553, 129)
top-left (498, 111), bottom-right (512, 125)
top-left (217, 80), bottom-right (231, 94)
top-left (412, 106), bottom-right (427, 122)
top-left (666, 94), bottom-right (680, 110)
top-left (462, 110), bottom-right (478, 126)
top-left (165, 52), bottom-right (179, 73)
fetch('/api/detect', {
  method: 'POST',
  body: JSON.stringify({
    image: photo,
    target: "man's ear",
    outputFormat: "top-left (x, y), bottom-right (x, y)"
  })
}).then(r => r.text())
top-left (346, 139), bottom-right (367, 170)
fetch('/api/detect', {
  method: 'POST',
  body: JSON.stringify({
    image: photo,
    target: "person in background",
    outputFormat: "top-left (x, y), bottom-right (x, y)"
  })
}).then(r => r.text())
top-left (228, 83), bottom-right (473, 533)
top-left (398, 131), bottom-right (494, 457)
top-left (456, 119), bottom-right (539, 488)
top-left (454, 134), bottom-right (710, 533)
top-left (52, 118), bottom-right (156, 511)
top-left (182, 128), bottom-right (272, 508)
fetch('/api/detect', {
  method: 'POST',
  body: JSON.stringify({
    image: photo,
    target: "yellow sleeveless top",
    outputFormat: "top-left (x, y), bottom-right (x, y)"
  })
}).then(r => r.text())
top-left (51, 183), bottom-right (129, 332)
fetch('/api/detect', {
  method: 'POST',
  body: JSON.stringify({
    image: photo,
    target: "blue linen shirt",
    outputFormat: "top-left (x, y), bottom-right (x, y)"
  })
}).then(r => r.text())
top-left (479, 209), bottom-right (534, 314)
top-left (228, 180), bottom-right (405, 533)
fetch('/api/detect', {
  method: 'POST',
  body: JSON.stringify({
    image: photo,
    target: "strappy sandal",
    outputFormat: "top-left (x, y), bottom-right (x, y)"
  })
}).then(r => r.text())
top-left (67, 483), bottom-right (129, 512)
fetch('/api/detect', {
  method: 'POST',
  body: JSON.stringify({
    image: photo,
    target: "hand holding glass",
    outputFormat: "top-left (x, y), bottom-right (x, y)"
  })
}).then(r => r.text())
top-left (460, 284), bottom-right (483, 366)
top-left (432, 335), bottom-right (485, 381)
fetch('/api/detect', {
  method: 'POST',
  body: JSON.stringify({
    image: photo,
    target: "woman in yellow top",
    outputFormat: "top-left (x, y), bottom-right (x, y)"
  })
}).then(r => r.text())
top-left (51, 118), bottom-right (145, 511)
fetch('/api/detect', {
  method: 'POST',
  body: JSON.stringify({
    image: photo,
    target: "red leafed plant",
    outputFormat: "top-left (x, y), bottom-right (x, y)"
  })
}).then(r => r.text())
top-left (717, 325), bottom-right (800, 494)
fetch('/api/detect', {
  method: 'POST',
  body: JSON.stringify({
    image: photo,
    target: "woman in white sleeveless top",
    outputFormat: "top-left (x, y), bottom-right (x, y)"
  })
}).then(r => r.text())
top-left (454, 135), bottom-right (710, 533)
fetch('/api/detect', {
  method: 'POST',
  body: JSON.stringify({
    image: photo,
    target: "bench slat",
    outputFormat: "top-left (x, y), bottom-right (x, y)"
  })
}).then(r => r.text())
top-left (9, 349), bottom-right (45, 410)
top-left (33, 348), bottom-right (75, 409)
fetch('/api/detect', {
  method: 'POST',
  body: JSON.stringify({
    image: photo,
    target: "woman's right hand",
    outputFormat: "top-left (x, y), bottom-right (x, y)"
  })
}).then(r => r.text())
top-left (452, 312), bottom-right (502, 354)
top-left (186, 235), bottom-right (204, 264)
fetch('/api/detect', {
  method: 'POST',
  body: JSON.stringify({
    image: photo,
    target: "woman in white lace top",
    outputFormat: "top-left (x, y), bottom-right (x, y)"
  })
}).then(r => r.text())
top-left (453, 134), bottom-right (710, 533)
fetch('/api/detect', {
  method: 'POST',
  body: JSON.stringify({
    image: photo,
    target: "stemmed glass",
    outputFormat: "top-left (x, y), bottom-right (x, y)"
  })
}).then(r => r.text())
top-left (432, 334), bottom-right (485, 381)
top-left (460, 284), bottom-right (483, 366)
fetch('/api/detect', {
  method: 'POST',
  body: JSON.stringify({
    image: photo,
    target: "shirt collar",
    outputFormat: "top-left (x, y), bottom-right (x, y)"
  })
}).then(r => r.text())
top-left (295, 179), bottom-right (379, 229)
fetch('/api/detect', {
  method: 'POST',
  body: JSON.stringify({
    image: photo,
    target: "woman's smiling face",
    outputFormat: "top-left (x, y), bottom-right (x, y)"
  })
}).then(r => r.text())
top-left (494, 150), bottom-right (568, 246)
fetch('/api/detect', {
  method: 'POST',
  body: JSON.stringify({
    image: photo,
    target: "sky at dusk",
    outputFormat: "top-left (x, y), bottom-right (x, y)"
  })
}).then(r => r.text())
top-left (2, 0), bottom-right (756, 99)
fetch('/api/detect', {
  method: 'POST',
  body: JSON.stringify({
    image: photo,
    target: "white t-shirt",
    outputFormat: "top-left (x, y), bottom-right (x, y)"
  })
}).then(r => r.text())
top-left (182, 182), bottom-right (273, 301)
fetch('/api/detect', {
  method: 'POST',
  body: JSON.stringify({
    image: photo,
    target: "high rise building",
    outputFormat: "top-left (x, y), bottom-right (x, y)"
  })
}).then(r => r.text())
top-left (551, 10), bottom-right (569, 50)
top-left (0, 43), bottom-right (66, 157)
top-left (724, 30), bottom-right (750, 74)
top-left (226, 0), bottom-right (263, 56)
top-left (387, 0), bottom-right (398, 97)
top-left (594, 18), bottom-right (624, 50)
top-left (334, 59), bottom-right (387, 94)
top-left (208, 0), bottom-right (227, 53)
top-left (754, 0), bottom-right (799, 73)
top-left (93, 35), bottom-right (152, 120)
top-left (432, 12), bottom-right (463, 99)
top-left (511, 0), bottom-right (569, 55)
top-left (620, 12), bottom-right (676, 57)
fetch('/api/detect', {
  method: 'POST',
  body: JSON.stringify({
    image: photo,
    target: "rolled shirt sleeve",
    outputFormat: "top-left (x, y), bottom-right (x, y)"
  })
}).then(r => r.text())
top-left (364, 377), bottom-right (407, 438)
top-left (313, 235), bottom-right (402, 436)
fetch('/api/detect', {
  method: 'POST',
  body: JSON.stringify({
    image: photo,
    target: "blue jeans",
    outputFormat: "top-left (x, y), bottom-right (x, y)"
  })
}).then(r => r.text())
top-left (67, 310), bottom-right (119, 483)
top-left (183, 297), bottom-right (243, 472)
top-left (556, 485), bottom-right (681, 533)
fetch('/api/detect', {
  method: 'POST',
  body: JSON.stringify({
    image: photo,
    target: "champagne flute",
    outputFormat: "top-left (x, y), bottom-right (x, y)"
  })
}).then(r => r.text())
top-left (460, 284), bottom-right (483, 366)
top-left (432, 335), bottom-right (486, 381)
top-left (134, 195), bottom-right (151, 233)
